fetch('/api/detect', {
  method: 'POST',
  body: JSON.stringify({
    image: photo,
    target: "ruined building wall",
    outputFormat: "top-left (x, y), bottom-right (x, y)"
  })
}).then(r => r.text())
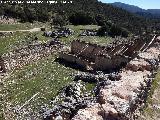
top-left (109, 44), bottom-right (124, 55)
top-left (59, 52), bottom-right (90, 69)
top-left (93, 55), bottom-right (129, 70)
top-left (71, 40), bottom-right (85, 55)
top-left (123, 40), bottom-right (145, 57)
top-left (115, 45), bottom-right (127, 55)
top-left (134, 41), bottom-right (147, 52)
top-left (142, 35), bottom-right (157, 51)
top-left (75, 57), bottom-right (90, 68)
top-left (93, 56), bottom-right (113, 70)
top-left (72, 36), bottom-right (160, 120)
top-left (91, 46), bottom-right (106, 60)
top-left (59, 52), bottom-right (76, 63)
top-left (62, 36), bottom-right (157, 71)
top-left (71, 40), bottom-right (106, 61)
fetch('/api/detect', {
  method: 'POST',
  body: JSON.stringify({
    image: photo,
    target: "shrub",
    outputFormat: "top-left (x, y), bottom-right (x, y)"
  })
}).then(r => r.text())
top-left (97, 25), bottom-right (110, 36)
top-left (109, 25), bottom-right (130, 37)
top-left (69, 11), bottom-right (96, 25)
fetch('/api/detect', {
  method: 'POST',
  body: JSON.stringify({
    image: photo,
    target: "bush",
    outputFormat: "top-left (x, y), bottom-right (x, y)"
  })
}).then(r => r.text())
top-left (97, 25), bottom-right (110, 36)
top-left (109, 25), bottom-right (130, 37)
top-left (97, 24), bottom-right (130, 37)
top-left (69, 11), bottom-right (96, 25)
top-left (51, 14), bottom-right (67, 27)
top-left (95, 14), bottom-right (107, 26)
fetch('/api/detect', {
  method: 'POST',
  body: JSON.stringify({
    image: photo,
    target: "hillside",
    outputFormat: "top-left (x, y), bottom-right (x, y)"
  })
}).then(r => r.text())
top-left (0, 0), bottom-right (156, 34)
top-left (111, 2), bottom-right (145, 13)
top-left (1, 1), bottom-right (160, 120)
top-left (111, 2), bottom-right (160, 19)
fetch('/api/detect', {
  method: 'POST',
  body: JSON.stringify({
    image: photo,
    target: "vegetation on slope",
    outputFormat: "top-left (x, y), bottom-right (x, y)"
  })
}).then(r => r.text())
top-left (0, 0), bottom-right (159, 35)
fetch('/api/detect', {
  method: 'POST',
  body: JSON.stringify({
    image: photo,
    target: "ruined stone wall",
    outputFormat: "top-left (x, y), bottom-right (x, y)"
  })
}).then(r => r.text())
top-left (71, 40), bottom-right (106, 61)
top-left (93, 55), bottom-right (129, 71)
top-left (59, 52), bottom-right (90, 69)
top-left (91, 46), bottom-right (106, 60)
top-left (123, 40), bottom-right (145, 57)
top-left (109, 44), bottom-right (124, 55)
top-left (93, 56), bottom-right (113, 70)
top-left (134, 41), bottom-right (146, 52)
top-left (75, 58), bottom-right (90, 69)
top-left (59, 52), bottom-right (76, 63)
top-left (142, 35), bottom-right (157, 52)
top-left (65, 37), bottom-right (156, 71)
top-left (72, 36), bottom-right (160, 120)
top-left (60, 51), bottom-right (128, 71)
top-left (71, 40), bottom-right (86, 55)
top-left (113, 55), bottom-right (129, 66)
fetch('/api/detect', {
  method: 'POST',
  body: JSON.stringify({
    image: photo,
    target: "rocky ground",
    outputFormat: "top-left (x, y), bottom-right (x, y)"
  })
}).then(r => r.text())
top-left (0, 16), bottom-right (18, 24)
top-left (1, 22), bottom-right (160, 120)
top-left (1, 24), bottom-right (111, 120)
top-left (2, 39), bottom-right (62, 71)
top-left (71, 36), bottom-right (160, 120)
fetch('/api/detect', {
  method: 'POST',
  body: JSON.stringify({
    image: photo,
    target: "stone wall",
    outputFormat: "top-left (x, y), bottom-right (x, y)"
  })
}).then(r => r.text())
top-left (59, 52), bottom-right (76, 63)
top-left (62, 36), bottom-right (157, 71)
top-left (93, 55), bottom-right (129, 71)
top-left (72, 36), bottom-right (160, 120)
top-left (71, 40), bottom-right (106, 61)
top-left (109, 44), bottom-right (124, 55)
top-left (59, 52), bottom-right (90, 69)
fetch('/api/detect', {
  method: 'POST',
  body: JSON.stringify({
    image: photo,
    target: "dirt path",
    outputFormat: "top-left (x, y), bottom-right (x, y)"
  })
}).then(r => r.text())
top-left (0, 28), bottom-right (41, 33)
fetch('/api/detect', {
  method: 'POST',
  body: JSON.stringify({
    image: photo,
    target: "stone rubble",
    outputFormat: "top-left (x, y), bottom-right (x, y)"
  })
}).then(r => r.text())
top-left (3, 34), bottom-right (159, 120)
top-left (80, 29), bottom-right (97, 36)
top-left (1, 38), bottom-right (64, 72)
top-left (74, 71), bottom-right (109, 83)
top-left (44, 27), bottom-right (74, 38)
top-left (43, 81), bottom-right (95, 120)
top-left (72, 36), bottom-right (160, 120)
top-left (0, 15), bottom-right (18, 24)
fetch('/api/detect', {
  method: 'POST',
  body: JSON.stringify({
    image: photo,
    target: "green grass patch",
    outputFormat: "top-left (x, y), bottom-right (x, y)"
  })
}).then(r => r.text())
top-left (0, 22), bottom-right (50, 31)
top-left (0, 32), bottom-right (28, 54)
top-left (5, 55), bottom-right (75, 105)
top-left (140, 70), bottom-right (160, 119)
top-left (0, 31), bottom-right (52, 54)
top-left (60, 25), bottom-right (113, 45)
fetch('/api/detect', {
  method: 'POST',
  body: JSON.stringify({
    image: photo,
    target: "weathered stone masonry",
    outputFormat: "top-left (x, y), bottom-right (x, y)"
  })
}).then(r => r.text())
top-left (59, 35), bottom-right (157, 71)
top-left (72, 35), bottom-right (160, 120)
